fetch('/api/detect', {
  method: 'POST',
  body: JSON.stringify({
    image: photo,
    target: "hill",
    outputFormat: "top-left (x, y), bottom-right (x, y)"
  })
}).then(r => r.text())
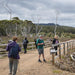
top-left (35, 23), bottom-right (59, 26)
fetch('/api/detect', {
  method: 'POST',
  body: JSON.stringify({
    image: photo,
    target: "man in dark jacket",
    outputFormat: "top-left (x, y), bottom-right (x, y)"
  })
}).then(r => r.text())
top-left (23, 37), bottom-right (29, 53)
top-left (6, 36), bottom-right (21, 75)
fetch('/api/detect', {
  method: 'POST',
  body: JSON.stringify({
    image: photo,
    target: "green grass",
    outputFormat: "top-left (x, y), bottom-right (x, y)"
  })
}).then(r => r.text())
top-left (53, 70), bottom-right (62, 74)
top-left (61, 56), bottom-right (65, 59)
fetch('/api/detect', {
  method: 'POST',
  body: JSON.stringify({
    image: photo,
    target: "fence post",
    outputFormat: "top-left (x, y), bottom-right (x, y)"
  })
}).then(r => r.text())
top-left (74, 41), bottom-right (75, 49)
top-left (70, 41), bottom-right (72, 49)
top-left (70, 42), bottom-right (71, 53)
top-left (72, 41), bottom-right (73, 49)
top-left (63, 43), bottom-right (65, 55)
top-left (70, 41), bottom-right (72, 50)
top-left (74, 40), bottom-right (75, 48)
top-left (73, 41), bottom-right (74, 49)
top-left (32, 43), bottom-right (33, 50)
top-left (52, 53), bottom-right (55, 65)
top-left (59, 44), bottom-right (61, 59)
top-left (67, 42), bottom-right (68, 54)
top-left (68, 42), bottom-right (70, 53)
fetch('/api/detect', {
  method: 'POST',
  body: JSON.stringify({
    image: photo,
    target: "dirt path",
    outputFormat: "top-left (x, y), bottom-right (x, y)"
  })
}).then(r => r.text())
top-left (0, 47), bottom-right (75, 75)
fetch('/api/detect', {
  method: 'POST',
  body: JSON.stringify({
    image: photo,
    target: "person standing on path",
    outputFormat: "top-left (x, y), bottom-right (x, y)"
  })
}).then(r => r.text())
top-left (6, 36), bottom-right (21, 75)
top-left (52, 35), bottom-right (59, 55)
top-left (23, 37), bottom-right (29, 53)
top-left (36, 35), bottom-right (46, 62)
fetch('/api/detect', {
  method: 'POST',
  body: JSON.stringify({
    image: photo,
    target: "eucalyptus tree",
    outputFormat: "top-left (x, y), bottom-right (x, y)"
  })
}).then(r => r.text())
top-left (11, 17), bottom-right (22, 36)
top-left (31, 15), bottom-right (42, 37)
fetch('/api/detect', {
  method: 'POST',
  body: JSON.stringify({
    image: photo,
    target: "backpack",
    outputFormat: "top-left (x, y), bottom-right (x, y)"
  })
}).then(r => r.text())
top-left (9, 44), bottom-right (19, 59)
top-left (23, 40), bottom-right (27, 45)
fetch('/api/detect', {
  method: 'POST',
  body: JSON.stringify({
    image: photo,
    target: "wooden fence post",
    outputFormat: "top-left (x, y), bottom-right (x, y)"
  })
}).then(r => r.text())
top-left (32, 43), bottom-right (33, 50)
top-left (72, 41), bottom-right (73, 49)
top-left (59, 44), bottom-right (61, 59)
top-left (68, 42), bottom-right (71, 54)
top-left (52, 53), bottom-right (55, 65)
top-left (74, 41), bottom-right (75, 49)
top-left (63, 43), bottom-right (65, 55)
top-left (70, 41), bottom-right (72, 50)
top-left (67, 42), bottom-right (68, 54)
top-left (70, 42), bottom-right (71, 53)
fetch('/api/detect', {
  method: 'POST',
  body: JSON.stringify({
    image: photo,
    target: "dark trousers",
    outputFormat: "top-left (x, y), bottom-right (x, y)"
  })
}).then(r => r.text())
top-left (23, 44), bottom-right (27, 53)
top-left (35, 44), bottom-right (37, 49)
top-left (9, 58), bottom-right (19, 75)
top-left (54, 46), bottom-right (58, 55)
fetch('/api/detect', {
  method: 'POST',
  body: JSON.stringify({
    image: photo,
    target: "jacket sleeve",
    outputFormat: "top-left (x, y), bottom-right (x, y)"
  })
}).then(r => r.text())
top-left (6, 44), bottom-right (9, 51)
top-left (27, 40), bottom-right (29, 43)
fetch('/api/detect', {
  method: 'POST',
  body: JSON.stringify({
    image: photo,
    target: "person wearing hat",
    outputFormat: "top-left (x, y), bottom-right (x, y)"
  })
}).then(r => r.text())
top-left (36, 35), bottom-right (46, 62)
top-left (52, 35), bottom-right (59, 55)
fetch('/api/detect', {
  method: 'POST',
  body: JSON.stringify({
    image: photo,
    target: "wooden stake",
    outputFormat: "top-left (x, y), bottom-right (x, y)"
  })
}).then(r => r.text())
top-left (52, 53), bottom-right (55, 65)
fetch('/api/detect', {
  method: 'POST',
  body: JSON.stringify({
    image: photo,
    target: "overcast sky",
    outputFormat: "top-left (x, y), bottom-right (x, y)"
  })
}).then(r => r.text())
top-left (0, 0), bottom-right (75, 27)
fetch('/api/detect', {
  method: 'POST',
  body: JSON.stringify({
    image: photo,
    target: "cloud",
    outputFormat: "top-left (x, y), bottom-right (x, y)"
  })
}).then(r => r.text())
top-left (0, 0), bottom-right (75, 27)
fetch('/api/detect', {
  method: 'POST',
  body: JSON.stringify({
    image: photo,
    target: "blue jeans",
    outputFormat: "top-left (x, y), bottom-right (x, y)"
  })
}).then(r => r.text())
top-left (9, 58), bottom-right (19, 75)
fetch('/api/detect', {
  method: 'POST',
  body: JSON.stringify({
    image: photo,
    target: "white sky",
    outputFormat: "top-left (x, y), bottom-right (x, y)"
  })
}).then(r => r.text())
top-left (0, 0), bottom-right (75, 27)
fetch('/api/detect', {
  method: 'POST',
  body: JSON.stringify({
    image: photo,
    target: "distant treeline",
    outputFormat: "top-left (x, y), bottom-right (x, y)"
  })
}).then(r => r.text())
top-left (41, 25), bottom-right (75, 34)
top-left (0, 17), bottom-right (75, 37)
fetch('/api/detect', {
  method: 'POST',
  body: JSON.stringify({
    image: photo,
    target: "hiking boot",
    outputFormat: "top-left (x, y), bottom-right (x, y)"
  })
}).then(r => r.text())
top-left (43, 59), bottom-right (46, 62)
top-left (9, 73), bottom-right (12, 75)
top-left (38, 59), bottom-right (42, 62)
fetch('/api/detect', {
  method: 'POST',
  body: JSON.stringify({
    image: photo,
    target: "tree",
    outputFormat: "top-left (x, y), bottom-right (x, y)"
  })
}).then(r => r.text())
top-left (12, 17), bottom-right (20, 20)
